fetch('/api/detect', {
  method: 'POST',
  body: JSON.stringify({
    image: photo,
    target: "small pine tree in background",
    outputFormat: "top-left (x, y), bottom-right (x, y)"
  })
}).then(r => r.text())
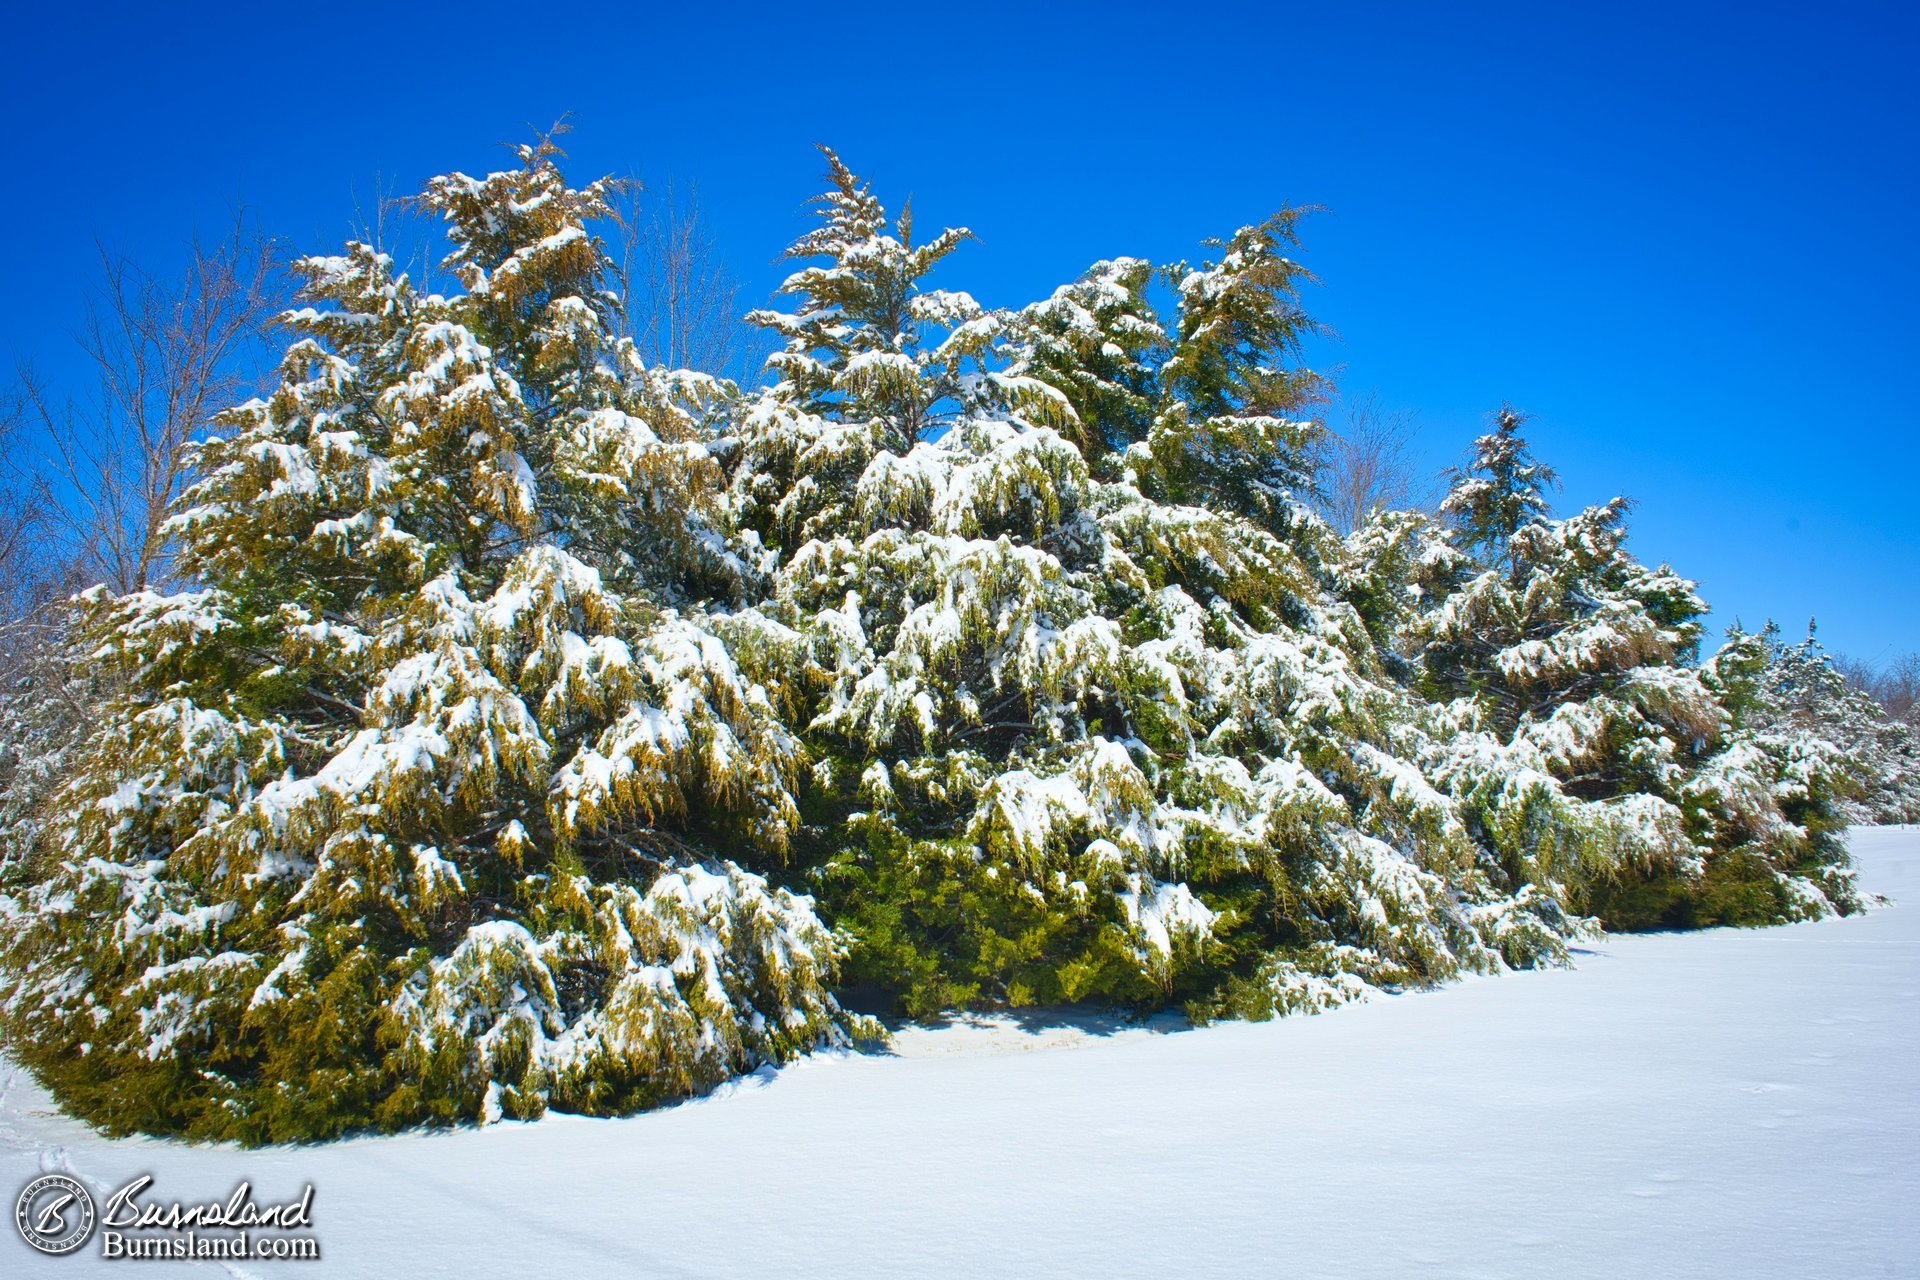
top-left (1723, 622), bottom-right (1920, 825)
top-left (1403, 411), bottom-right (1855, 929)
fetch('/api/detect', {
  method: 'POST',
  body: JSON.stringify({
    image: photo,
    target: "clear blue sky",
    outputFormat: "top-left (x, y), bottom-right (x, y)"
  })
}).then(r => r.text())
top-left (4, 0), bottom-right (1914, 660)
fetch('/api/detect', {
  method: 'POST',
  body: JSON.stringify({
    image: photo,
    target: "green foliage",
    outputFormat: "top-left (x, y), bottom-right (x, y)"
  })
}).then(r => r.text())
top-left (1397, 414), bottom-right (1858, 933)
top-left (1437, 405), bottom-right (1557, 567)
top-left (1160, 212), bottom-right (1328, 420)
top-left (1006, 257), bottom-right (1163, 461)
top-left (0, 136), bottom-right (861, 1143)
top-left (0, 140), bottom-right (1871, 1146)
top-left (1723, 622), bottom-right (1920, 823)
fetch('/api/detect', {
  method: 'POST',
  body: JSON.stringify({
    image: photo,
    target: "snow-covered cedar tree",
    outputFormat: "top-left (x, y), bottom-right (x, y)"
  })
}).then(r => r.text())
top-left (0, 602), bottom-right (99, 879)
top-left (718, 152), bottom-right (1628, 1023)
top-left (0, 137), bottom-right (864, 1142)
top-left (1724, 622), bottom-right (1919, 825)
top-left (1402, 410), bottom-right (1857, 929)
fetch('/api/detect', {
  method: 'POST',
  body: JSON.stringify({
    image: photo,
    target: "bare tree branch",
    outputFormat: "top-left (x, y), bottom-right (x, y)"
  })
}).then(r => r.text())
top-left (612, 177), bottom-right (762, 382)
top-left (0, 389), bottom-right (55, 620)
top-left (18, 216), bottom-right (285, 594)
top-left (1839, 651), bottom-right (1920, 725)
top-left (1311, 393), bottom-right (1438, 536)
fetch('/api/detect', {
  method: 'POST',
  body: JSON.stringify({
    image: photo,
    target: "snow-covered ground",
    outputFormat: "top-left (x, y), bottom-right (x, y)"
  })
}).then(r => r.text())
top-left (5, 827), bottom-right (1916, 1279)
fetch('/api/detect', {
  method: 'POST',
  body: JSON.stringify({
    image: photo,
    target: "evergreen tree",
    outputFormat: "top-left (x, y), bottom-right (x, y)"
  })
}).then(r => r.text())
top-left (0, 137), bottom-right (859, 1141)
top-left (747, 147), bottom-right (1012, 452)
top-left (1004, 257), bottom-right (1163, 462)
top-left (1729, 622), bottom-right (1920, 825)
top-left (1436, 406), bottom-right (1556, 568)
top-left (1407, 414), bottom-right (1855, 928)
top-left (724, 157), bottom-right (1599, 1021)
top-left (1127, 215), bottom-right (1330, 539)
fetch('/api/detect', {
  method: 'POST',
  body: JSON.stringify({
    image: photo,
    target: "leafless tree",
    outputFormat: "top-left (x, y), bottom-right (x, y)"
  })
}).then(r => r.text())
top-left (1840, 651), bottom-right (1920, 724)
top-left (346, 169), bottom-right (441, 297)
top-left (12, 218), bottom-right (283, 594)
top-left (612, 177), bottom-right (763, 382)
top-left (0, 402), bottom-right (79, 873)
top-left (0, 392), bottom-right (55, 624)
top-left (1, 224), bottom-right (283, 870)
top-left (1885, 654), bottom-right (1920, 723)
top-left (1311, 393), bottom-right (1437, 535)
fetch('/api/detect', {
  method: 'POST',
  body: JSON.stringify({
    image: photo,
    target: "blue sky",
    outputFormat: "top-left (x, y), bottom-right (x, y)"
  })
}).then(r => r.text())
top-left (3, 0), bottom-right (1914, 660)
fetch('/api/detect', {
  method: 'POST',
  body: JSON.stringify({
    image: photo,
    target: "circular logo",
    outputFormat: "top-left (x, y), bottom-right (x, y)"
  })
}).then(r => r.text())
top-left (15, 1174), bottom-right (97, 1256)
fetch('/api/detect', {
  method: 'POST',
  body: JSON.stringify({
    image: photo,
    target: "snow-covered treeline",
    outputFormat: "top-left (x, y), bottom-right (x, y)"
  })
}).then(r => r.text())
top-left (0, 138), bottom-right (1898, 1141)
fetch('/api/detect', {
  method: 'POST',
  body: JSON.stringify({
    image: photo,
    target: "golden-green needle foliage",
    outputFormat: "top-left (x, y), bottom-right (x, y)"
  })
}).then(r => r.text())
top-left (0, 141), bottom-right (1860, 1142)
